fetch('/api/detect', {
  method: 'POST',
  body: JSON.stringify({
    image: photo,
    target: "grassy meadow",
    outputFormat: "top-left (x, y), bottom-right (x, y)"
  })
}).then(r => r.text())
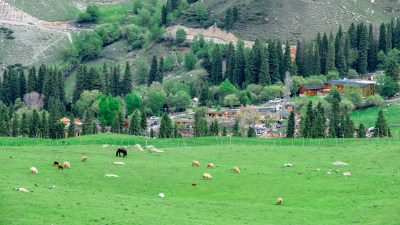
top-left (1, 135), bottom-right (399, 224)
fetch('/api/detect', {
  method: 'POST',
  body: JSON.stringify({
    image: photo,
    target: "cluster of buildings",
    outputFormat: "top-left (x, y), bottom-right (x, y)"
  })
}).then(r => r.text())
top-left (299, 79), bottom-right (376, 97)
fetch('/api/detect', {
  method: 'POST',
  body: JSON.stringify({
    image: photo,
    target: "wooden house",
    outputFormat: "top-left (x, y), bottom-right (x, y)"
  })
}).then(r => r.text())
top-left (179, 128), bottom-right (194, 137)
top-left (206, 111), bottom-right (235, 119)
top-left (299, 85), bottom-right (325, 96)
top-left (60, 117), bottom-right (70, 126)
top-left (282, 103), bottom-right (296, 111)
top-left (325, 80), bottom-right (375, 97)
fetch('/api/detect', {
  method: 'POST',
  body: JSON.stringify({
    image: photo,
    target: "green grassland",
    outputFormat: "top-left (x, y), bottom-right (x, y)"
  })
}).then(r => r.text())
top-left (1, 134), bottom-right (399, 224)
top-left (349, 103), bottom-right (400, 132)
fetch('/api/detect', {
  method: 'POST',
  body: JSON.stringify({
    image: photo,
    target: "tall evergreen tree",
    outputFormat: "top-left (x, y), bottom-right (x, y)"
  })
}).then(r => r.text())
top-left (159, 112), bottom-right (172, 138)
top-left (11, 113), bottom-right (19, 137)
top-left (194, 108), bottom-right (208, 137)
top-left (225, 42), bottom-right (236, 82)
top-left (394, 20), bottom-right (400, 49)
top-left (358, 24), bottom-right (369, 75)
top-left (282, 40), bottom-right (292, 76)
top-left (258, 45), bottom-right (270, 86)
top-left (252, 38), bottom-right (263, 80)
top-left (111, 113), bottom-right (120, 133)
top-left (336, 37), bottom-right (347, 76)
top-left (29, 109), bottom-right (40, 138)
top-left (379, 23), bottom-right (387, 53)
top-left (129, 110), bottom-right (141, 135)
top-left (313, 44), bottom-right (321, 75)
top-left (276, 39), bottom-right (284, 81)
top-left (358, 123), bottom-right (366, 138)
top-left (286, 110), bottom-right (295, 138)
top-left (148, 56), bottom-right (158, 86)
top-left (233, 42), bottom-right (246, 87)
top-left (348, 22), bottom-right (357, 48)
top-left (232, 119), bottom-right (239, 137)
top-left (225, 7), bottom-right (234, 31)
top-left (73, 65), bottom-right (86, 102)
top-left (19, 70), bottom-right (26, 99)
top-left (103, 63), bottom-right (109, 95)
top-left (386, 23), bottom-right (393, 51)
top-left (244, 50), bottom-right (256, 85)
top-left (211, 44), bottom-right (223, 85)
top-left (57, 69), bottom-right (65, 104)
top-left (325, 41), bottom-right (336, 73)
top-left (20, 112), bottom-right (29, 137)
top-left (344, 33), bottom-right (351, 68)
top-left (27, 67), bottom-right (37, 93)
top-left (67, 113), bottom-right (75, 138)
top-left (122, 62), bottom-right (133, 96)
top-left (37, 64), bottom-right (46, 94)
top-left (373, 110), bottom-right (391, 137)
top-left (9, 69), bottom-right (20, 103)
top-left (321, 33), bottom-right (329, 74)
top-left (344, 114), bottom-right (355, 138)
top-left (328, 99), bottom-right (339, 138)
top-left (82, 108), bottom-right (94, 135)
top-left (141, 110), bottom-right (147, 135)
top-left (161, 5), bottom-right (167, 26)
top-left (155, 57), bottom-right (164, 84)
top-left (305, 42), bottom-right (314, 77)
top-left (269, 40), bottom-right (280, 83)
top-left (368, 24), bottom-right (379, 72)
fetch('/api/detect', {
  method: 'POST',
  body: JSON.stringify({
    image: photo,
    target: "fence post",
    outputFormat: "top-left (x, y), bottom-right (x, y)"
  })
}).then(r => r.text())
top-left (230, 136), bottom-right (231, 146)
top-left (292, 138), bottom-right (293, 147)
top-left (303, 137), bottom-right (304, 147)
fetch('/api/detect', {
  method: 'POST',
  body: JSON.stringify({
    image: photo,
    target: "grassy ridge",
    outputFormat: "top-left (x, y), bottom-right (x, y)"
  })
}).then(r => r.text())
top-left (0, 141), bottom-right (399, 224)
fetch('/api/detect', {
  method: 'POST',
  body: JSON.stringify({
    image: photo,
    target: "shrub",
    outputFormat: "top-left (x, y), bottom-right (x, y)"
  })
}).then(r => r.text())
top-left (365, 94), bottom-right (384, 107)
top-left (94, 23), bottom-right (121, 45)
top-left (176, 28), bottom-right (187, 43)
top-left (123, 24), bottom-right (149, 49)
top-left (77, 4), bottom-right (100, 23)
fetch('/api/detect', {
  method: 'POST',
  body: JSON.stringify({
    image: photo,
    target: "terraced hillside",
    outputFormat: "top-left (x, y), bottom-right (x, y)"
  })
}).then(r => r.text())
top-left (182, 0), bottom-right (400, 41)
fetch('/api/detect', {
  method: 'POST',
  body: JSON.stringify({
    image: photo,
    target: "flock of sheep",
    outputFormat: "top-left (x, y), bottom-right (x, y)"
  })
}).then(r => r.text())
top-left (28, 156), bottom-right (87, 175)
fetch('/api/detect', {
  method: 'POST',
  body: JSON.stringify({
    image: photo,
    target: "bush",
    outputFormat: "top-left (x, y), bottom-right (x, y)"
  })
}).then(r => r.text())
top-left (365, 94), bottom-right (384, 107)
top-left (347, 69), bottom-right (359, 79)
top-left (339, 99), bottom-right (355, 114)
top-left (176, 28), bottom-right (187, 43)
top-left (75, 31), bottom-right (103, 60)
top-left (123, 24), bottom-right (149, 50)
top-left (184, 51), bottom-right (197, 70)
top-left (223, 94), bottom-right (240, 107)
top-left (77, 4), bottom-right (100, 23)
top-left (94, 23), bottom-right (121, 46)
top-left (327, 71), bottom-right (340, 80)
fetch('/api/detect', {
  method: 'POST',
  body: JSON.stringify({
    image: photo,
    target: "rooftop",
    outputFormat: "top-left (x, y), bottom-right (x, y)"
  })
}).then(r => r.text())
top-left (303, 85), bottom-right (324, 90)
top-left (327, 79), bottom-right (376, 88)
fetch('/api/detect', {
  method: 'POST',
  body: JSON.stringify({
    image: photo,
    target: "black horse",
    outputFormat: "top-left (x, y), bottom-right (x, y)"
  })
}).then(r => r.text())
top-left (116, 148), bottom-right (127, 157)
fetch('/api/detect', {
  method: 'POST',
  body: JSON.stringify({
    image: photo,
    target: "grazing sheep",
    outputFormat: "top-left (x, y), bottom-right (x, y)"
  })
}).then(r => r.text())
top-left (284, 163), bottom-right (293, 167)
top-left (116, 148), bottom-right (127, 157)
top-left (233, 166), bottom-right (240, 173)
top-left (30, 167), bottom-right (38, 174)
top-left (54, 161), bottom-right (59, 166)
top-left (158, 193), bottom-right (165, 198)
top-left (192, 161), bottom-right (200, 167)
top-left (58, 165), bottom-right (64, 170)
top-left (103, 144), bottom-right (109, 148)
top-left (81, 156), bottom-right (87, 162)
top-left (277, 198), bottom-right (282, 205)
top-left (15, 188), bottom-right (29, 193)
top-left (207, 163), bottom-right (215, 168)
top-left (203, 173), bottom-right (212, 180)
top-left (64, 161), bottom-right (70, 169)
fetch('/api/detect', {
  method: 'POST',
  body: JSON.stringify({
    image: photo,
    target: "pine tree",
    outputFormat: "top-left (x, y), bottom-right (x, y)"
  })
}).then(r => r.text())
top-left (57, 69), bottom-right (65, 104)
top-left (252, 38), bottom-right (263, 79)
top-left (68, 113), bottom-right (75, 138)
top-left (9, 69), bottom-right (20, 103)
top-left (226, 42), bottom-right (236, 82)
top-left (111, 113), bottom-right (120, 133)
top-left (148, 56), bottom-right (158, 86)
top-left (173, 123), bottom-right (179, 138)
top-left (321, 33), bottom-right (329, 74)
top-left (344, 115), bottom-right (355, 138)
top-left (394, 20), bottom-right (400, 49)
top-left (222, 126), bottom-right (227, 136)
top-left (373, 110), bottom-right (391, 137)
top-left (209, 119), bottom-right (219, 136)
top-left (11, 113), bottom-right (19, 137)
top-left (313, 44), bottom-right (321, 75)
top-left (325, 41), bottom-right (336, 73)
top-left (276, 39), bottom-right (284, 81)
top-left (233, 42), bottom-right (246, 87)
top-left (348, 22), bottom-right (357, 48)
top-left (201, 52), bottom-right (212, 78)
top-left (244, 50), bottom-right (256, 85)
top-left (386, 23), bottom-right (392, 51)
top-left (150, 128), bottom-right (155, 138)
top-left (161, 5), bottom-right (167, 25)
top-left (92, 121), bottom-right (98, 134)
top-left (211, 44), bottom-right (223, 85)
top-left (286, 110), bottom-right (295, 138)
top-left (155, 57), bottom-right (164, 84)
top-left (247, 126), bottom-right (256, 137)
top-left (379, 23), bottom-right (387, 53)
top-left (336, 38), bottom-right (347, 76)
top-left (328, 99), bottom-right (339, 138)
top-left (358, 123), bottom-right (366, 138)
top-left (194, 109), bottom-right (208, 137)
top-left (159, 112), bottom-right (172, 138)
top-left (368, 24), bottom-right (379, 72)
top-left (103, 63), bottom-right (109, 95)
top-left (335, 25), bottom-right (343, 59)
top-left (305, 41), bottom-right (314, 77)
top-left (129, 110), bottom-right (141, 135)
top-left (358, 24), bottom-right (368, 75)
top-left (18, 70), bottom-right (26, 99)
top-left (225, 7), bottom-right (234, 31)
top-left (27, 67), bottom-right (37, 93)
top-left (41, 111), bottom-right (50, 138)
top-left (295, 40), bottom-right (305, 76)
top-left (141, 110), bottom-right (147, 135)
top-left (344, 33), bottom-right (351, 68)
top-left (20, 112), bottom-right (29, 137)
top-left (199, 85), bottom-right (209, 106)
top-left (282, 40), bottom-right (292, 77)
top-left (269, 40), bottom-right (280, 83)
top-left (233, 119), bottom-right (239, 137)
top-left (82, 108), bottom-right (94, 135)
top-left (122, 62), bottom-right (133, 96)
top-left (233, 6), bottom-right (239, 22)
top-left (29, 109), bottom-right (40, 138)
top-left (258, 45), bottom-right (270, 86)
top-left (73, 65), bottom-right (86, 102)
top-left (37, 64), bottom-right (46, 94)
top-left (338, 115), bottom-right (345, 138)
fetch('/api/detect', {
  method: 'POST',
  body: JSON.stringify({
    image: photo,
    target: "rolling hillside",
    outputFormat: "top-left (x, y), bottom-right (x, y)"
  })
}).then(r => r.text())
top-left (181, 0), bottom-right (400, 41)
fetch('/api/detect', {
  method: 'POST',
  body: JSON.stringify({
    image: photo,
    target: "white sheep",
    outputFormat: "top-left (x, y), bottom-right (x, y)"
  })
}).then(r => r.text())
top-left (30, 167), bottom-right (38, 174)
top-left (64, 161), bottom-right (70, 169)
top-left (15, 188), bottom-right (29, 193)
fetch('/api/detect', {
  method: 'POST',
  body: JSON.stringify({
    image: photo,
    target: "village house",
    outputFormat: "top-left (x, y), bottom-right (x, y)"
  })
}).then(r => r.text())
top-left (206, 110), bottom-right (236, 119)
top-left (299, 79), bottom-right (376, 97)
top-left (299, 85), bottom-right (326, 96)
top-left (61, 118), bottom-right (83, 137)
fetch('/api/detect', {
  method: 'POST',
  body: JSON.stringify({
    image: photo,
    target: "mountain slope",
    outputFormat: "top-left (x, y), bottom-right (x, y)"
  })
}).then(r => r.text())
top-left (181, 0), bottom-right (400, 41)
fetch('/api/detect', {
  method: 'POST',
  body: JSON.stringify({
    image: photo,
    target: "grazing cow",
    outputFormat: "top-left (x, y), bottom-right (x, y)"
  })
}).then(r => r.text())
top-left (81, 156), bottom-right (87, 162)
top-left (30, 167), bottom-right (38, 174)
top-left (116, 148), bottom-right (127, 157)
top-left (192, 183), bottom-right (196, 186)
top-left (192, 161), bottom-right (200, 167)
top-left (58, 165), bottom-right (64, 170)
top-left (54, 161), bottom-right (59, 166)
top-left (277, 198), bottom-right (282, 205)
top-left (64, 161), bottom-right (70, 169)
top-left (233, 167), bottom-right (240, 173)
top-left (207, 163), bottom-right (215, 168)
